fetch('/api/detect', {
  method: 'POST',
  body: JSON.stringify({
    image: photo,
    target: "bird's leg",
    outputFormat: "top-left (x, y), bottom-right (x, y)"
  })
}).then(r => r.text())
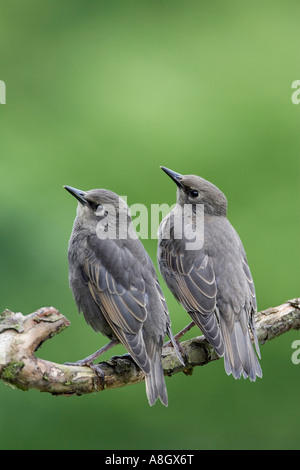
top-left (164, 322), bottom-right (196, 375)
top-left (64, 338), bottom-right (119, 382)
top-left (164, 321), bottom-right (195, 349)
top-left (164, 324), bottom-right (186, 365)
top-left (67, 339), bottom-right (120, 364)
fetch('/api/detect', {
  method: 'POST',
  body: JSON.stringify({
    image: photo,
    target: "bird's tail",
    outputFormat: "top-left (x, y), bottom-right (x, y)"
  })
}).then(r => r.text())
top-left (220, 310), bottom-right (262, 382)
top-left (145, 349), bottom-right (168, 407)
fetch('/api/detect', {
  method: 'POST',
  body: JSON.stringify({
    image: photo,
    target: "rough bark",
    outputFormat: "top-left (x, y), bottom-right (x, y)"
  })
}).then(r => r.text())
top-left (0, 299), bottom-right (299, 396)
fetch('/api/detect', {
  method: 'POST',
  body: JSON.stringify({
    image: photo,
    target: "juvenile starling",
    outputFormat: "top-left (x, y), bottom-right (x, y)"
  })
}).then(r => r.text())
top-left (158, 167), bottom-right (262, 381)
top-left (64, 185), bottom-right (183, 406)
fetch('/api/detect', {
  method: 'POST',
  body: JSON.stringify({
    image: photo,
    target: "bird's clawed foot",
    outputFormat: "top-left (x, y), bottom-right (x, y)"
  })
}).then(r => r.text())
top-left (88, 363), bottom-right (105, 383)
top-left (177, 341), bottom-right (188, 364)
top-left (63, 339), bottom-right (119, 383)
top-left (165, 322), bottom-right (195, 366)
top-left (163, 337), bottom-right (187, 366)
top-left (110, 353), bottom-right (138, 368)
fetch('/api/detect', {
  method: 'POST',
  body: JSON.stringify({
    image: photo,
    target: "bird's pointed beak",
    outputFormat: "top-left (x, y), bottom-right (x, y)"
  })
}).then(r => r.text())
top-left (160, 166), bottom-right (184, 189)
top-left (64, 185), bottom-right (87, 205)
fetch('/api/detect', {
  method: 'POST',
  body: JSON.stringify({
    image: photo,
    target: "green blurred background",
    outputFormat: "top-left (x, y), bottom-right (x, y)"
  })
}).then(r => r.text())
top-left (0, 0), bottom-right (299, 450)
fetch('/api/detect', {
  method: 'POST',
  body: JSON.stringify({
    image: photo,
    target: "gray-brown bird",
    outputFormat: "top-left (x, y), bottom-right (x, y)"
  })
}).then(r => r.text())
top-left (64, 185), bottom-right (183, 406)
top-left (158, 167), bottom-right (262, 381)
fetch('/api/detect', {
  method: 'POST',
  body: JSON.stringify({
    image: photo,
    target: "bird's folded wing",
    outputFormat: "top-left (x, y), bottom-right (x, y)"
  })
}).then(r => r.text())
top-left (241, 255), bottom-right (257, 310)
top-left (82, 251), bottom-right (151, 373)
top-left (163, 247), bottom-right (217, 314)
top-left (161, 246), bottom-right (225, 355)
top-left (241, 254), bottom-right (260, 356)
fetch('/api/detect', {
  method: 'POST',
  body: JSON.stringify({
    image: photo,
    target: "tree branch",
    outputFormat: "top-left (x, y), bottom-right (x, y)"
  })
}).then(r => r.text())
top-left (0, 299), bottom-right (299, 396)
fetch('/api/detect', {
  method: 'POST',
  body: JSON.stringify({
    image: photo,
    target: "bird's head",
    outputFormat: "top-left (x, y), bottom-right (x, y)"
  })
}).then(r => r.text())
top-left (64, 186), bottom-right (130, 230)
top-left (160, 166), bottom-right (227, 216)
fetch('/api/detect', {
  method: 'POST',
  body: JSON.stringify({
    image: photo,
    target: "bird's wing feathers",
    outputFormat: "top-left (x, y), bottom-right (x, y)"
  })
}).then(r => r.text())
top-left (84, 253), bottom-right (147, 327)
top-left (241, 255), bottom-right (257, 310)
top-left (82, 248), bottom-right (151, 373)
top-left (160, 244), bottom-right (224, 356)
top-left (162, 247), bottom-right (217, 314)
top-left (240, 254), bottom-right (260, 357)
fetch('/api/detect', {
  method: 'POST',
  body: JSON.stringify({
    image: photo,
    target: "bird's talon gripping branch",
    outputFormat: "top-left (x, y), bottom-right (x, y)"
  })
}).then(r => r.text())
top-left (176, 342), bottom-right (188, 364)
top-left (87, 363), bottom-right (105, 383)
top-left (110, 353), bottom-right (132, 362)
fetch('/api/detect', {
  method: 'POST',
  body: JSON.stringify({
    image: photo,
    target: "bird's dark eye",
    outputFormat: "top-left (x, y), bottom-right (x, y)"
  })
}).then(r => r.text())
top-left (189, 190), bottom-right (199, 198)
top-left (88, 200), bottom-right (104, 215)
top-left (88, 201), bottom-right (99, 211)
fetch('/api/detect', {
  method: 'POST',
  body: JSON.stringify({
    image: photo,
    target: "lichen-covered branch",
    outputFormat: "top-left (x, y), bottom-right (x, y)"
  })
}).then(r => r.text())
top-left (0, 299), bottom-right (299, 396)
